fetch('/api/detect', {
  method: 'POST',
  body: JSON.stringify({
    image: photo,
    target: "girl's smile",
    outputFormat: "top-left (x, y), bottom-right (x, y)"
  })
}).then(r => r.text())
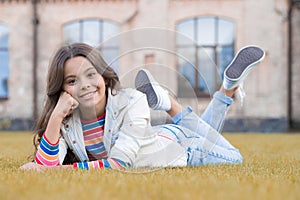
top-left (79, 90), bottom-right (97, 100)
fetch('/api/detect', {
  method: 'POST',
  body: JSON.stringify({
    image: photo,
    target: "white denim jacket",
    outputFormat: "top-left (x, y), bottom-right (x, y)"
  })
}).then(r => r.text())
top-left (59, 88), bottom-right (187, 168)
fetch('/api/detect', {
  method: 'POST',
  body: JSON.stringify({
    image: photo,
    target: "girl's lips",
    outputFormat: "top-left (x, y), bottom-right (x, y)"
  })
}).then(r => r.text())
top-left (80, 91), bottom-right (96, 99)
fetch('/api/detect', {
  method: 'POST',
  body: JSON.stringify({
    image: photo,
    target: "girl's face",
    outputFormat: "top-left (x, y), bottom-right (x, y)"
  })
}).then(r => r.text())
top-left (63, 56), bottom-right (106, 116)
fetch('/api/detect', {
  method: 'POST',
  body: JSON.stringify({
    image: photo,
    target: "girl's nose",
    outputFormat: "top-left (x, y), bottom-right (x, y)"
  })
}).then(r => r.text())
top-left (80, 81), bottom-right (91, 90)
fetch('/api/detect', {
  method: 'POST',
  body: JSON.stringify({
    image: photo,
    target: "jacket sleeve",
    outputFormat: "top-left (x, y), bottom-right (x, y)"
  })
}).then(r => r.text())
top-left (58, 136), bottom-right (68, 165)
top-left (108, 93), bottom-right (151, 166)
top-left (34, 133), bottom-right (68, 166)
top-left (72, 158), bottom-right (129, 170)
top-left (35, 134), bottom-right (60, 166)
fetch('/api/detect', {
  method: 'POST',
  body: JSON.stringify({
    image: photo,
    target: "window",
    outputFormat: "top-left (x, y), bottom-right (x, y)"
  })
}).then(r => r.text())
top-left (0, 24), bottom-right (9, 99)
top-left (63, 19), bottom-right (120, 73)
top-left (176, 17), bottom-right (235, 97)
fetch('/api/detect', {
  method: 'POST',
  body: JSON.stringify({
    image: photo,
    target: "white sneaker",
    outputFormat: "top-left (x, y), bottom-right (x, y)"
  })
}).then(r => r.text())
top-left (223, 46), bottom-right (265, 105)
top-left (223, 45), bottom-right (265, 90)
top-left (135, 69), bottom-right (171, 111)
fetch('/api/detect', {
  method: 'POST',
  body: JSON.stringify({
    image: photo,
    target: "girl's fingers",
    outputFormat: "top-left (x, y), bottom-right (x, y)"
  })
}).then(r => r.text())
top-left (61, 91), bottom-right (78, 107)
top-left (61, 92), bottom-right (79, 116)
top-left (19, 162), bottom-right (46, 171)
top-left (71, 97), bottom-right (79, 109)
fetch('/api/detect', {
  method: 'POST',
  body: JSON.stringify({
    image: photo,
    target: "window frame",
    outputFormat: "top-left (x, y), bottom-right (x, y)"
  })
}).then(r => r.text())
top-left (63, 19), bottom-right (120, 73)
top-left (0, 23), bottom-right (9, 100)
top-left (176, 16), bottom-right (236, 97)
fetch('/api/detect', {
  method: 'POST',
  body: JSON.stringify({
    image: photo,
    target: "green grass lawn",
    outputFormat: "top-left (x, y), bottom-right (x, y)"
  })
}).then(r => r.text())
top-left (0, 132), bottom-right (299, 200)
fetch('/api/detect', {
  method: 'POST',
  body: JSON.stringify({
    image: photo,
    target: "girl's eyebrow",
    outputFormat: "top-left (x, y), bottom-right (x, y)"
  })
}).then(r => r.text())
top-left (85, 67), bottom-right (95, 72)
top-left (64, 74), bottom-right (76, 81)
top-left (64, 67), bottom-right (95, 80)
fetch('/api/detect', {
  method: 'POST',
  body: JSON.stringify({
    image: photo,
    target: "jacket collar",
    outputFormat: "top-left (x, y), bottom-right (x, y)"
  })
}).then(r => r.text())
top-left (106, 88), bottom-right (130, 119)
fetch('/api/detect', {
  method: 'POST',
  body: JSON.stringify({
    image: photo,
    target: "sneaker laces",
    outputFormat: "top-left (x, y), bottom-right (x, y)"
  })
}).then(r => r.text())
top-left (237, 82), bottom-right (246, 106)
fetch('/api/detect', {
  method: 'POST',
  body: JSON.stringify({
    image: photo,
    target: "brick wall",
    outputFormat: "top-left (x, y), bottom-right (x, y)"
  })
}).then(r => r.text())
top-left (0, 0), bottom-right (298, 131)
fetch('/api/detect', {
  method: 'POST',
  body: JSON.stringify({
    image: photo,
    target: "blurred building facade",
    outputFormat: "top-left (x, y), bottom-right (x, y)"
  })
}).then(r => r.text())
top-left (0, 0), bottom-right (299, 131)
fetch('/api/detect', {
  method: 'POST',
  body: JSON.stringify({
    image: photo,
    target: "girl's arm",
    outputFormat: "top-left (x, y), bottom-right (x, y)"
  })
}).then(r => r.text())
top-left (34, 92), bottom-right (79, 166)
top-left (34, 133), bottom-right (60, 166)
top-left (72, 158), bottom-right (129, 170)
top-left (20, 159), bottom-right (127, 171)
top-left (108, 92), bottom-right (151, 166)
top-left (45, 92), bottom-right (78, 144)
top-left (33, 113), bottom-right (63, 166)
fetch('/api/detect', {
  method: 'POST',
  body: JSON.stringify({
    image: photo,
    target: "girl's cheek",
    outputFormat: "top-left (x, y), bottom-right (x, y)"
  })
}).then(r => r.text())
top-left (64, 86), bottom-right (76, 96)
top-left (98, 77), bottom-right (106, 87)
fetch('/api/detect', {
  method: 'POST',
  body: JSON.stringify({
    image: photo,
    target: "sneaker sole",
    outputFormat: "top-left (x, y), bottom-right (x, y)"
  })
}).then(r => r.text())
top-left (225, 46), bottom-right (265, 80)
top-left (135, 69), bottom-right (158, 108)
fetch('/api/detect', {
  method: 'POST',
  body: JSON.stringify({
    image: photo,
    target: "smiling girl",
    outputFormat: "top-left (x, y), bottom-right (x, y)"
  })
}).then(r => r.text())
top-left (20, 43), bottom-right (264, 171)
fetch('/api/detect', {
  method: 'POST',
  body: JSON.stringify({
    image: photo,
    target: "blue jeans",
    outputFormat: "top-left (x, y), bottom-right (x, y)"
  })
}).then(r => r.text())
top-left (161, 91), bottom-right (243, 166)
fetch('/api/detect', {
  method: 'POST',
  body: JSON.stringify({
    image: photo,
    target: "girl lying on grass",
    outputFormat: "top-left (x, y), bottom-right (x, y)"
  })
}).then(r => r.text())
top-left (20, 43), bottom-right (264, 171)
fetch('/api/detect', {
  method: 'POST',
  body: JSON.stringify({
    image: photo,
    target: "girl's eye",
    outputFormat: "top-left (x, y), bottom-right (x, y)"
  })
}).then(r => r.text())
top-left (67, 79), bottom-right (76, 85)
top-left (88, 72), bottom-right (96, 77)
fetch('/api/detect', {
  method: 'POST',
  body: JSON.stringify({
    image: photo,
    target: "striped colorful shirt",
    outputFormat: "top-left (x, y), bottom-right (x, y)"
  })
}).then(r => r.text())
top-left (81, 112), bottom-right (107, 160)
top-left (35, 113), bottom-right (129, 170)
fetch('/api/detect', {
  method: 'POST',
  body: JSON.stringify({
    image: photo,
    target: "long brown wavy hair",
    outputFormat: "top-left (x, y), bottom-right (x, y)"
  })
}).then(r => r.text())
top-left (32, 43), bottom-right (120, 164)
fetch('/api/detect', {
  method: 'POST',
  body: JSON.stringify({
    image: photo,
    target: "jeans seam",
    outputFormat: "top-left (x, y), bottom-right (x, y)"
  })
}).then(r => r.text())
top-left (172, 106), bottom-right (193, 124)
top-left (188, 148), bottom-right (240, 164)
top-left (214, 91), bottom-right (233, 105)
